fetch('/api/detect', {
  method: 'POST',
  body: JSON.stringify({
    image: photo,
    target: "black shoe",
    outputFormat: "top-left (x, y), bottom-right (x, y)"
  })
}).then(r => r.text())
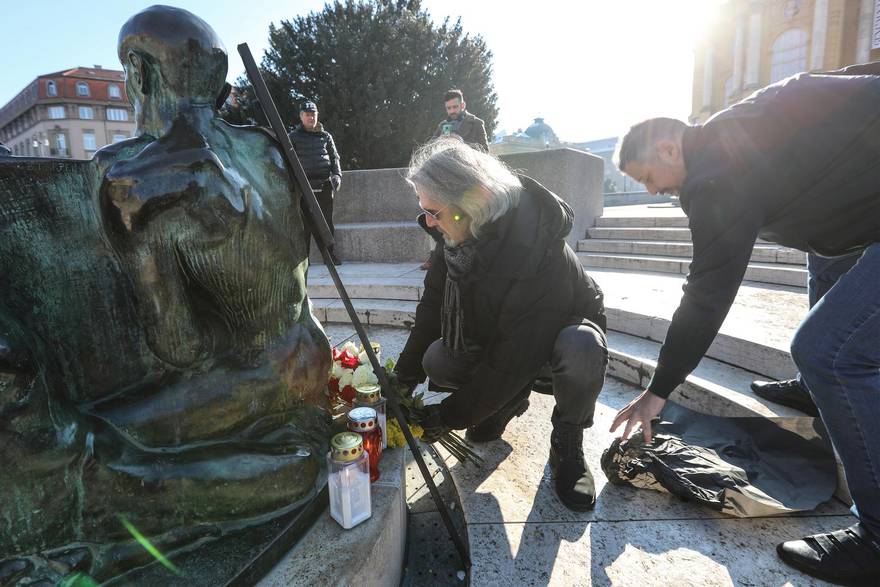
top-left (751, 378), bottom-right (819, 416)
top-left (465, 389), bottom-right (530, 443)
top-left (329, 249), bottom-right (342, 266)
top-left (777, 523), bottom-right (880, 586)
top-left (549, 427), bottom-right (596, 511)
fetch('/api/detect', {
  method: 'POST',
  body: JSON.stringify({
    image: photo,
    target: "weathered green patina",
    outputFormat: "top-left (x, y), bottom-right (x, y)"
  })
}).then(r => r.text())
top-left (0, 6), bottom-right (331, 583)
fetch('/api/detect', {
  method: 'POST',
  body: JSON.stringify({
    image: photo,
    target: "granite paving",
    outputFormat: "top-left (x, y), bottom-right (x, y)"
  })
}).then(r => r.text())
top-left (316, 324), bottom-right (850, 586)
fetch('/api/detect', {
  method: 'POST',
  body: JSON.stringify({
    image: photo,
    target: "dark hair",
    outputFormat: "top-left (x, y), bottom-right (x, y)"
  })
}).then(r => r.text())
top-left (444, 89), bottom-right (464, 102)
top-left (615, 117), bottom-right (687, 171)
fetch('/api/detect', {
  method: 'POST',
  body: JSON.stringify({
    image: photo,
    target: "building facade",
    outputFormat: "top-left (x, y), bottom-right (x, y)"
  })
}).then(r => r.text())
top-left (692, 0), bottom-right (880, 122)
top-left (0, 66), bottom-right (135, 159)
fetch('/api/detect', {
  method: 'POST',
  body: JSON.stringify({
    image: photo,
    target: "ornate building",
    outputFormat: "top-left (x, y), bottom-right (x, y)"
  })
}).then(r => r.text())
top-left (692, 0), bottom-right (880, 122)
top-left (0, 66), bottom-right (135, 159)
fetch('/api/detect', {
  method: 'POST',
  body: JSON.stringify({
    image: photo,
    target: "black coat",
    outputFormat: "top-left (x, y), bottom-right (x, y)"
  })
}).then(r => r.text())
top-left (648, 60), bottom-right (880, 399)
top-left (396, 176), bottom-right (606, 429)
top-left (287, 123), bottom-right (341, 186)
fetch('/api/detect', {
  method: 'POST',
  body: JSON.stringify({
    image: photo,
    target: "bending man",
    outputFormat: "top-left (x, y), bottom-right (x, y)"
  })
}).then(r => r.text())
top-left (611, 62), bottom-right (880, 584)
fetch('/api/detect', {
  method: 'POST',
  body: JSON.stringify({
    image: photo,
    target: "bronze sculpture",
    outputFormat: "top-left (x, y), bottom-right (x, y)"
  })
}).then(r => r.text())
top-left (0, 6), bottom-right (331, 583)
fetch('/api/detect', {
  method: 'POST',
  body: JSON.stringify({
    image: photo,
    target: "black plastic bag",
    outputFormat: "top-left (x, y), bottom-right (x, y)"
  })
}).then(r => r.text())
top-left (601, 402), bottom-right (837, 517)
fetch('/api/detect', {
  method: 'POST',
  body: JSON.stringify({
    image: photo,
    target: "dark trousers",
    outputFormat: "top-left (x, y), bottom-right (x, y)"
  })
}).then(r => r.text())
top-left (304, 181), bottom-right (335, 255)
top-left (421, 322), bottom-right (608, 430)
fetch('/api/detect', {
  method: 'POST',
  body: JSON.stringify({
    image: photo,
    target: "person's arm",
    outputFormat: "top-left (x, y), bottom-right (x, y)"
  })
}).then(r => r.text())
top-left (327, 132), bottom-right (342, 191)
top-left (612, 176), bottom-right (762, 440)
top-left (438, 278), bottom-right (563, 429)
top-left (474, 119), bottom-right (489, 153)
top-left (431, 121), bottom-right (443, 140)
top-left (395, 240), bottom-right (445, 382)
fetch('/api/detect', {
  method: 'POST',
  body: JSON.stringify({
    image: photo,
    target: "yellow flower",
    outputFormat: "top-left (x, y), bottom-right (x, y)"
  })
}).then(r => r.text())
top-left (386, 419), bottom-right (424, 447)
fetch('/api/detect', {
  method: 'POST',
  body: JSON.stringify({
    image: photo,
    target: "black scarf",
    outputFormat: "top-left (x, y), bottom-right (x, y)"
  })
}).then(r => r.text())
top-left (442, 240), bottom-right (478, 353)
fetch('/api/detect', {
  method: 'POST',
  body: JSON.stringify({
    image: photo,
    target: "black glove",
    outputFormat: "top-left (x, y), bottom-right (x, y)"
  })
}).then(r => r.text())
top-left (419, 404), bottom-right (450, 444)
top-left (330, 174), bottom-right (342, 191)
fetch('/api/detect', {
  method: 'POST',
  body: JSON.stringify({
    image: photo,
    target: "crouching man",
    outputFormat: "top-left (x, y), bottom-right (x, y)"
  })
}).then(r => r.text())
top-left (395, 139), bottom-right (608, 510)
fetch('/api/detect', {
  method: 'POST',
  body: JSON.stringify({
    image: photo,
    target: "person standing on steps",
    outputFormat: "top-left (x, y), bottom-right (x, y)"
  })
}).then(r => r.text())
top-left (288, 100), bottom-right (343, 265)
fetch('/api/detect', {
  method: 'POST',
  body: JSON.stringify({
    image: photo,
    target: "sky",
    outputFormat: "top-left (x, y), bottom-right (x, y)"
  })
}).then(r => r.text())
top-left (0, 0), bottom-right (723, 142)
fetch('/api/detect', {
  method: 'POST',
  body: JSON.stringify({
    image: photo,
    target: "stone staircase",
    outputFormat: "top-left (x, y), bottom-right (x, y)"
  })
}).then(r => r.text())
top-left (578, 213), bottom-right (808, 287)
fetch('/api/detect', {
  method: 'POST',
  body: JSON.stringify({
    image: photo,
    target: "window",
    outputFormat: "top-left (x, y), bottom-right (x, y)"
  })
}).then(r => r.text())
top-left (76, 82), bottom-right (90, 96)
top-left (770, 28), bottom-right (809, 83)
top-left (107, 108), bottom-right (128, 121)
top-left (112, 133), bottom-right (128, 143)
top-left (55, 133), bottom-right (67, 154)
top-left (47, 81), bottom-right (57, 96)
top-left (48, 106), bottom-right (65, 119)
top-left (82, 132), bottom-right (97, 151)
top-left (108, 84), bottom-right (121, 99)
top-left (78, 106), bottom-right (94, 119)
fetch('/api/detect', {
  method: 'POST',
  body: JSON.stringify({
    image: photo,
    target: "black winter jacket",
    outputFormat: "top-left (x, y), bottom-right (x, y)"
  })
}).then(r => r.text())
top-left (396, 176), bottom-right (606, 429)
top-left (287, 123), bottom-right (341, 187)
top-left (648, 61), bottom-right (880, 399)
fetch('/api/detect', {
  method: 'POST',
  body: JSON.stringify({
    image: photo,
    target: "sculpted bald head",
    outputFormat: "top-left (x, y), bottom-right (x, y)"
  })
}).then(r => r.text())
top-left (118, 5), bottom-right (227, 103)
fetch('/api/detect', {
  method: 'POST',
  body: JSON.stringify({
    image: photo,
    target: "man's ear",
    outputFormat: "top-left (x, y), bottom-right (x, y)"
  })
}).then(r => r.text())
top-left (127, 50), bottom-right (149, 95)
top-left (655, 139), bottom-right (681, 164)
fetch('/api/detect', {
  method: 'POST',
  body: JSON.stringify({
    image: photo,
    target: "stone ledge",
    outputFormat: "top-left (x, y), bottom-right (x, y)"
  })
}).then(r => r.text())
top-left (258, 448), bottom-right (407, 586)
top-left (312, 296), bottom-right (797, 381)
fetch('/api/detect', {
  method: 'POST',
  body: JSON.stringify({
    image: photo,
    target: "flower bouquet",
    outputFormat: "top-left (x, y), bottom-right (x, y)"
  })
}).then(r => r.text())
top-left (327, 341), bottom-right (381, 412)
top-left (326, 345), bottom-right (483, 466)
top-left (383, 363), bottom-right (484, 467)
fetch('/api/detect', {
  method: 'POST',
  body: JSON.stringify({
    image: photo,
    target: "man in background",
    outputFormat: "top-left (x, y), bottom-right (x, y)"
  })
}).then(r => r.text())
top-left (431, 88), bottom-right (489, 152)
top-left (289, 100), bottom-right (343, 265)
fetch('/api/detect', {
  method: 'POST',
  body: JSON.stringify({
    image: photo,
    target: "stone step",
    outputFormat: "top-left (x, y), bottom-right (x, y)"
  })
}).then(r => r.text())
top-left (310, 296), bottom-right (796, 381)
top-left (578, 239), bottom-right (807, 265)
top-left (578, 252), bottom-right (808, 287)
top-left (588, 226), bottom-right (693, 241)
top-left (596, 215), bottom-right (690, 228)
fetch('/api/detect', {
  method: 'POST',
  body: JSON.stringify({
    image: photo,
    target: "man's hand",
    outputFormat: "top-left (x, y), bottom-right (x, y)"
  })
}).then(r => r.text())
top-left (610, 390), bottom-right (667, 443)
top-left (419, 404), bottom-right (450, 443)
top-left (330, 174), bottom-right (341, 191)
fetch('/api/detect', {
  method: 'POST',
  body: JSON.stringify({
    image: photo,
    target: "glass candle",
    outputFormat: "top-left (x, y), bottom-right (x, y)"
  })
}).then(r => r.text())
top-left (327, 432), bottom-right (371, 529)
top-left (348, 407), bottom-right (382, 483)
top-left (354, 384), bottom-right (387, 450)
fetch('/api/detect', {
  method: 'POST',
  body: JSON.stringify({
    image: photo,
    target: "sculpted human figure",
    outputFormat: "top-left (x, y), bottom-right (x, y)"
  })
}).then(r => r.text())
top-left (0, 6), bottom-right (330, 583)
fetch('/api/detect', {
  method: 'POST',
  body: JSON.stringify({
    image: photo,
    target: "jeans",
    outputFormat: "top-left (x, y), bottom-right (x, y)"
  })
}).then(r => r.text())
top-left (794, 251), bottom-right (863, 388)
top-left (791, 243), bottom-right (880, 537)
top-left (304, 180), bottom-right (334, 255)
top-left (422, 322), bottom-right (608, 430)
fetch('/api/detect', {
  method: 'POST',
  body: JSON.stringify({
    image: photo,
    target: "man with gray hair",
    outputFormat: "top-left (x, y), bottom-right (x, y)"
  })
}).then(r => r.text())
top-left (611, 62), bottom-right (880, 584)
top-left (395, 139), bottom-right (608, 511)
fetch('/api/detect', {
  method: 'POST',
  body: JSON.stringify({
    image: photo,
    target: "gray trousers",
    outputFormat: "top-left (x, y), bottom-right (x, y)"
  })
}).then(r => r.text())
top-left (422, 323), bottom-right (608, 430)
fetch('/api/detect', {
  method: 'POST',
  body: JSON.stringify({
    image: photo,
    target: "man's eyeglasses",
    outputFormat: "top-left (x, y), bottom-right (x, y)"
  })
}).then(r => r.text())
top-left (419, 204), bottom-right (450, 221)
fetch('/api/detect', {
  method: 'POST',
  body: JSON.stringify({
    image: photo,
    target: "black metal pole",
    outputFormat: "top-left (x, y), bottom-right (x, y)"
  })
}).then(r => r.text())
top-left (238, 43), bottom-right (470, 571)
